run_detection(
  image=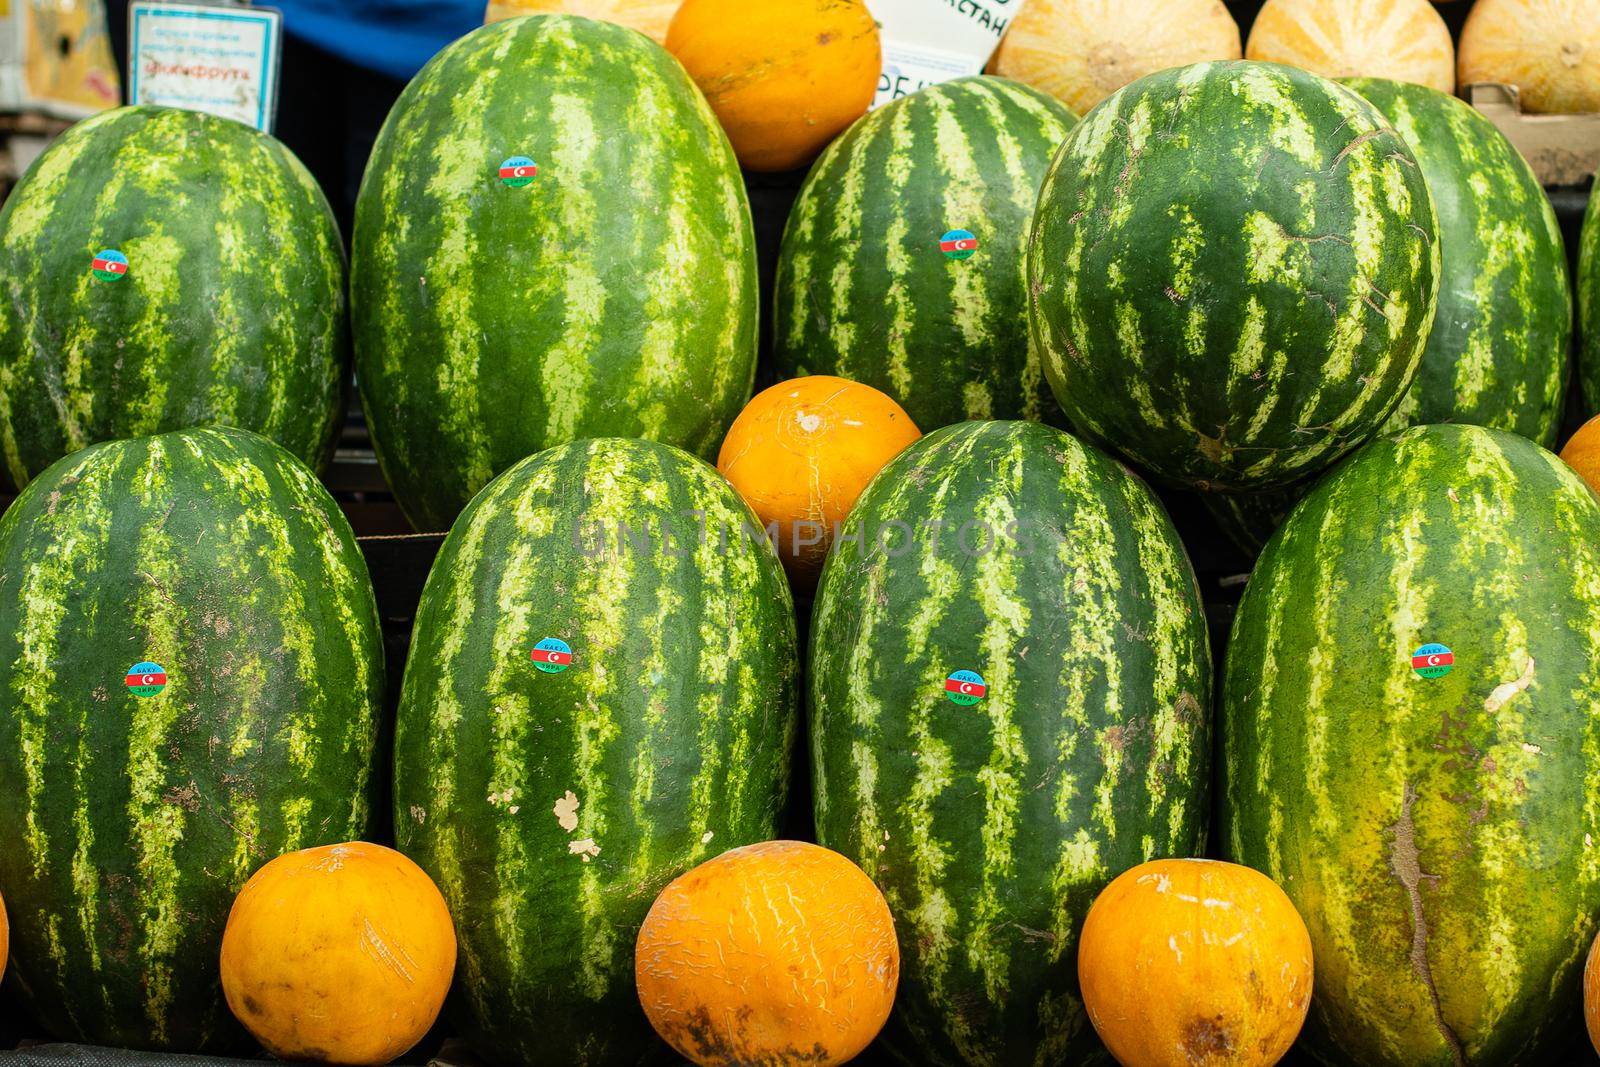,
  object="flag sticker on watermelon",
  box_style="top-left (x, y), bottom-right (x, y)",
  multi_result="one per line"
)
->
top-left (530, 637), bottom-right (572, 673)
top-left (125, 660), bottom-right (167, 697)
top-left (1411, 643), bottom-right (1454, 679)
top-left (945, 669), bottom-right (986, 706)
top-left (91, 249), bottom-right (128, 282)
top-left (499, 156), bottom-right (538, 188)
top-left (940, 229), bottom-right (978, 261)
